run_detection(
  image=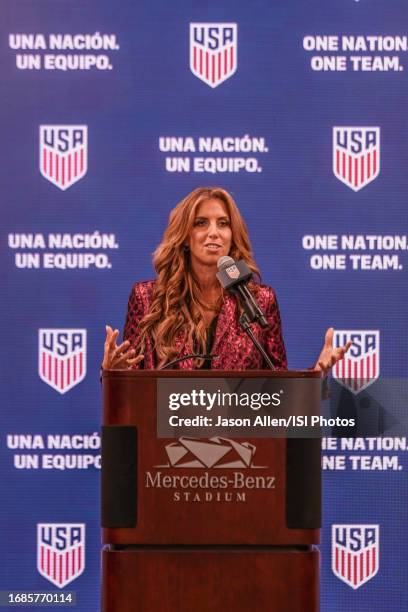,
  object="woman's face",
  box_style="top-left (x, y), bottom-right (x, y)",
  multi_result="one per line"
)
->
top-left (188, 198), bottom-right (232, 268)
